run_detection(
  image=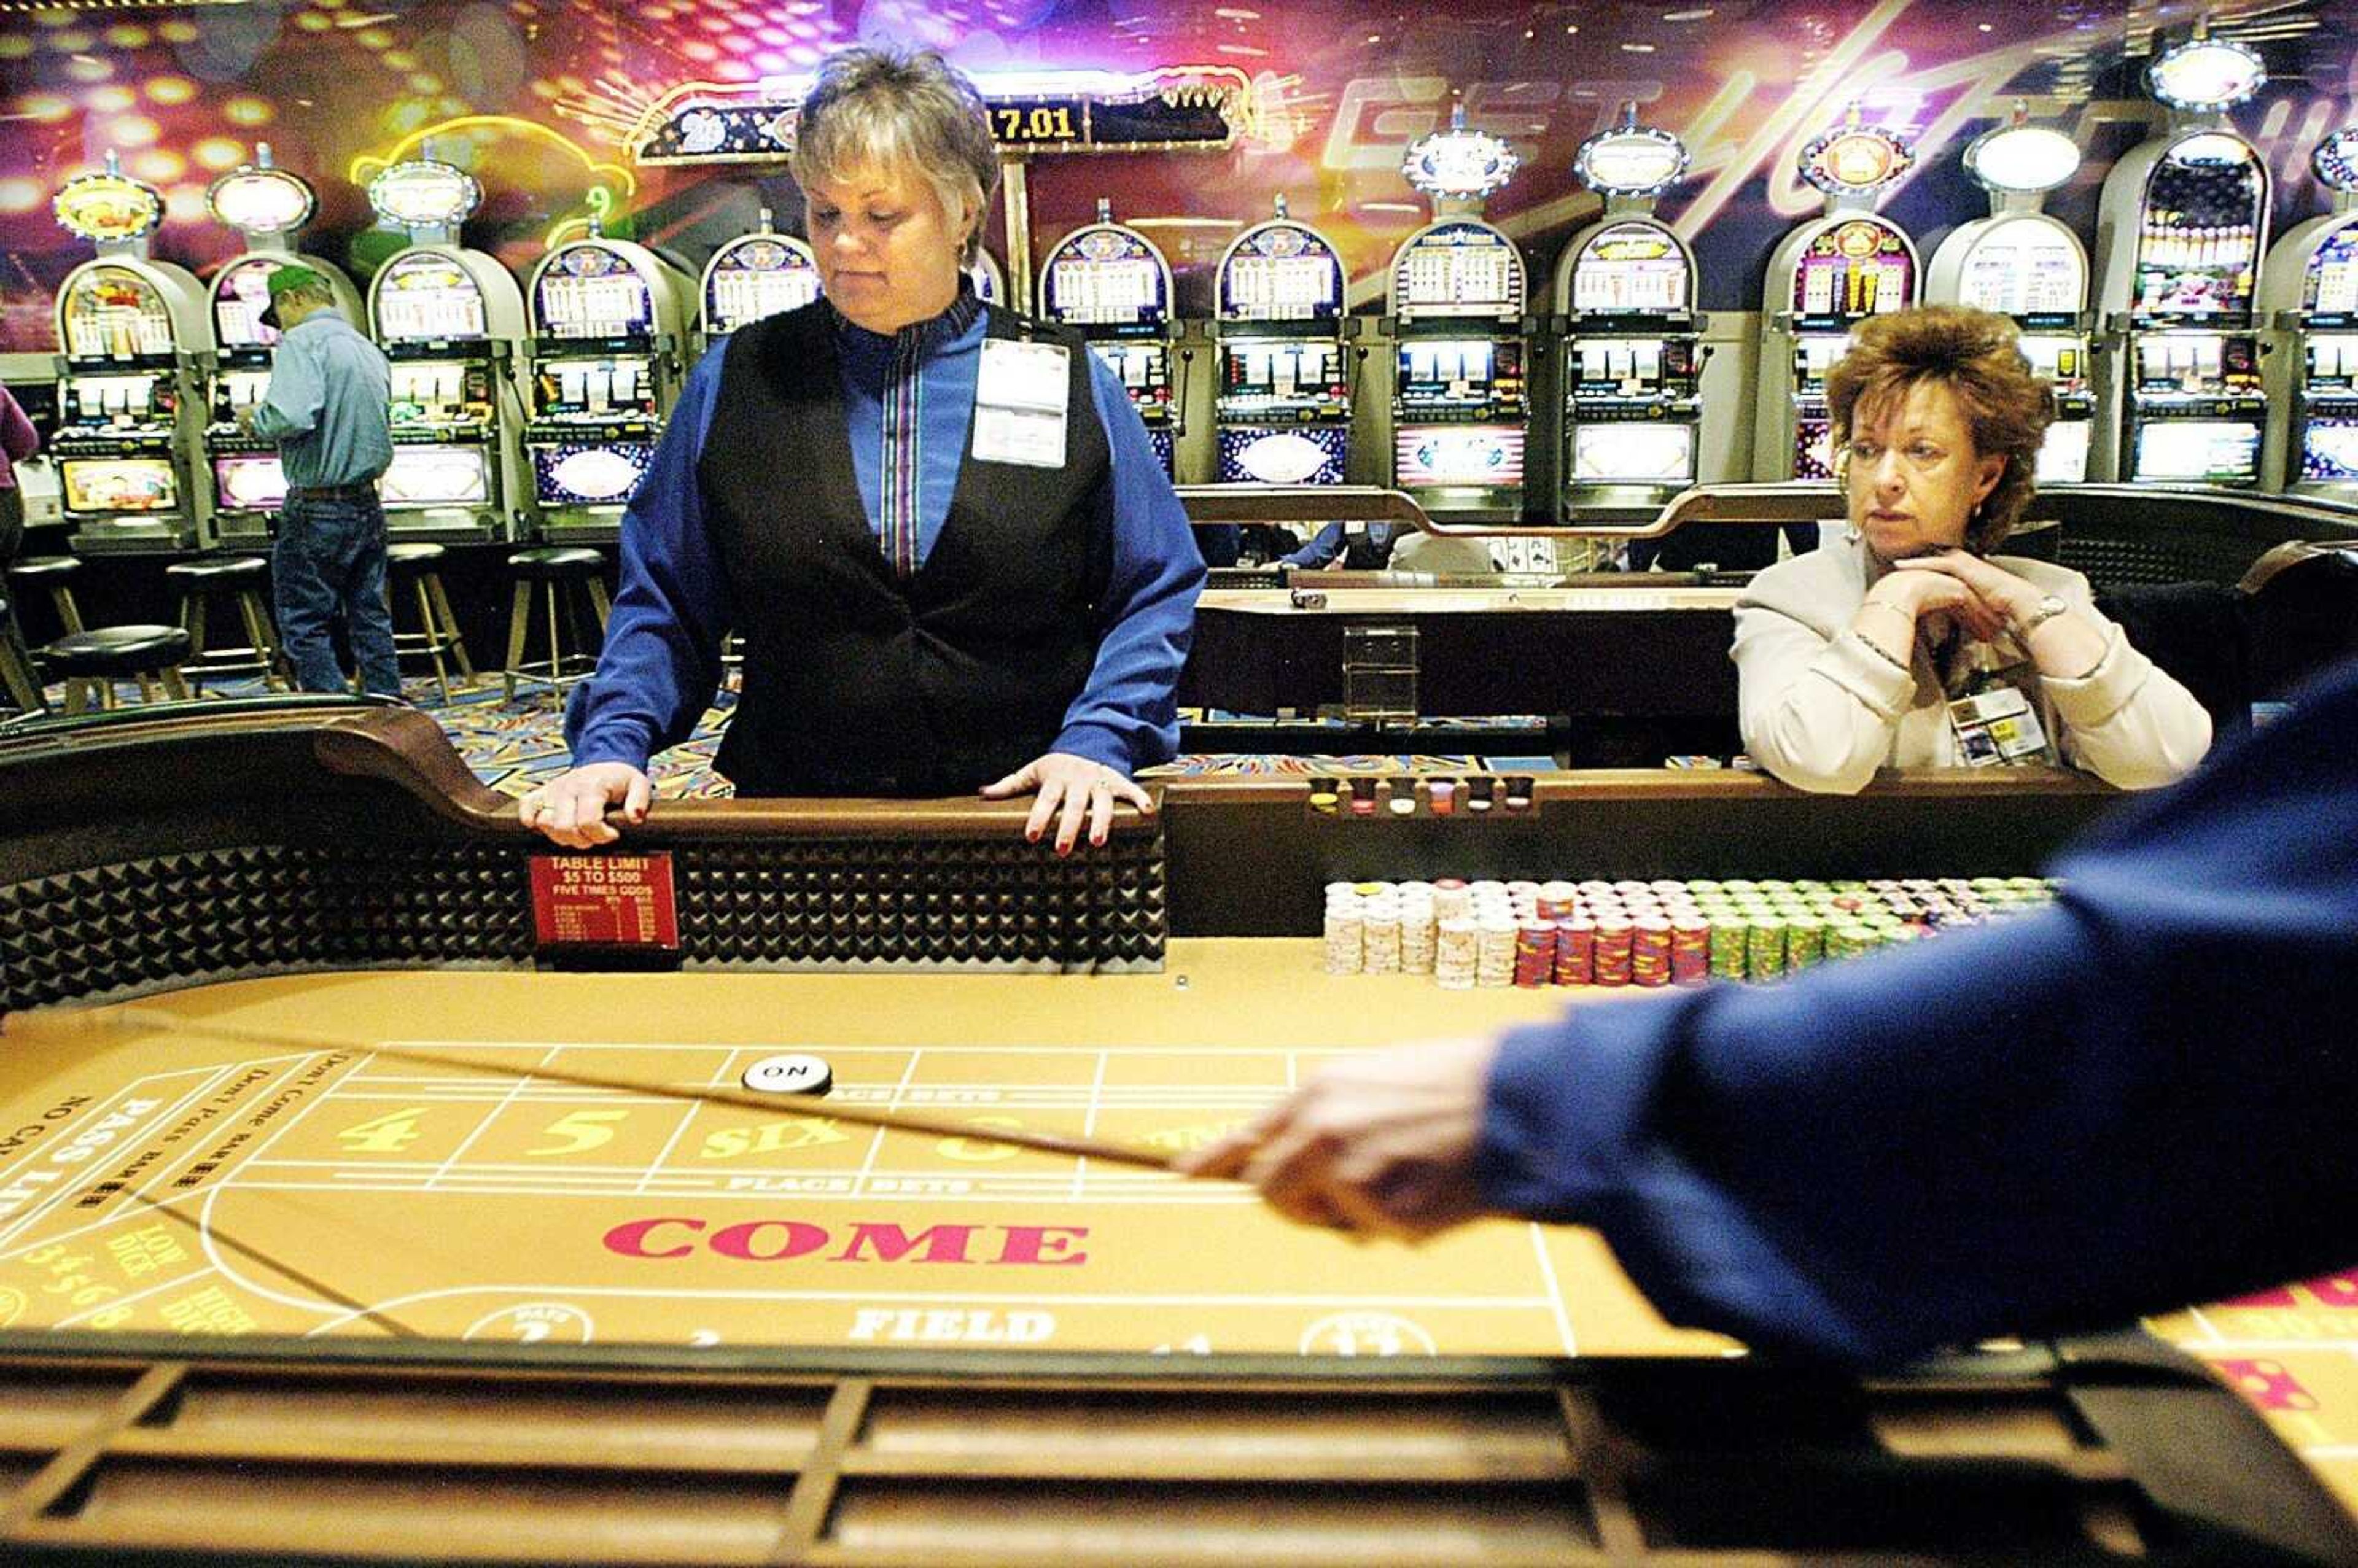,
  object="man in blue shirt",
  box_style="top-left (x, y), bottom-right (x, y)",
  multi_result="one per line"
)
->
top-left (527, 48), bottom-right (1202, 856)
top-left (242, 264), bottom-right (399, 697)
top-left (1184, 657), bottom-right (2358, 1368)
